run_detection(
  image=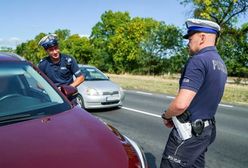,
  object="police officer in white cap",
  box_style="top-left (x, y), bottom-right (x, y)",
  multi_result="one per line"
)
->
top-left (38, 34), bottom-right (84, 88)
top-left (160, 19), bottom-right (227, 167)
